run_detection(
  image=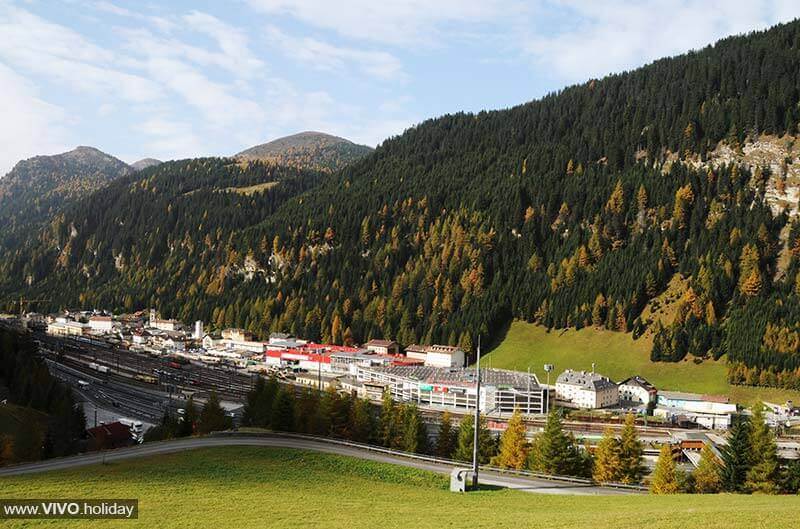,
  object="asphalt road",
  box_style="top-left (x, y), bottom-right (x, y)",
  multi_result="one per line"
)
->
top-left (0, 434), bottom-right (634, 495)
